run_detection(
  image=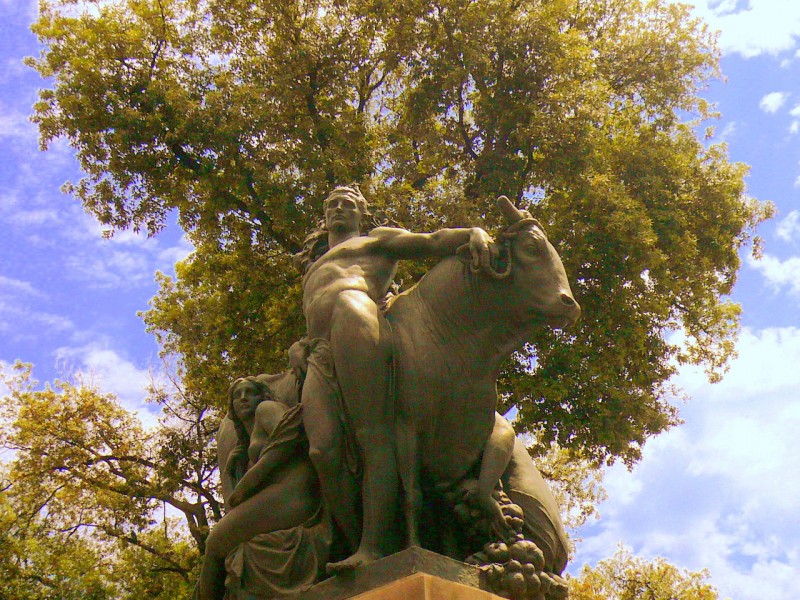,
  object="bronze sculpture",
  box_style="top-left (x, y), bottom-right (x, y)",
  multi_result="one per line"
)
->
top-left (196, 188), bottom-right (580, 600)
top-left (195, 375), bottom-right (328, 599)
top-left (296, 185), bottom-right (497, 571)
